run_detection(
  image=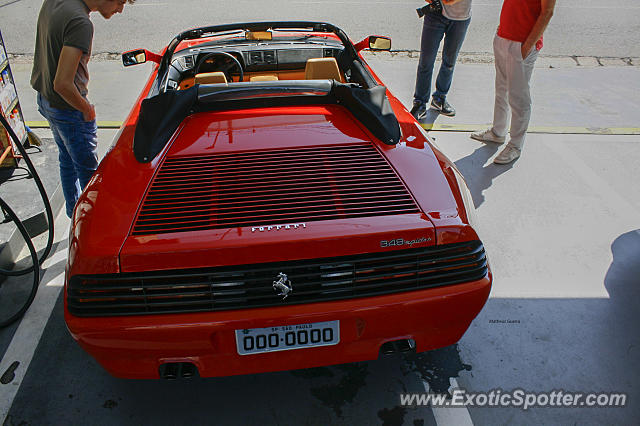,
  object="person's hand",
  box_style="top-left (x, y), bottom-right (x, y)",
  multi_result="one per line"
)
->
top-left (521, 43), bottom-right (533, 60)
top-left (83, 103), bottom-right (96, 122)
